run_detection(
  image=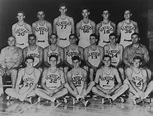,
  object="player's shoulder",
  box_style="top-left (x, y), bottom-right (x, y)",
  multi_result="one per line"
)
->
top-left (12, 23), bottom-right (18, 29)
top-left (131, 20), bottom-right (137, 25)
top-left (117, 20), bottom-right (124, 26)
